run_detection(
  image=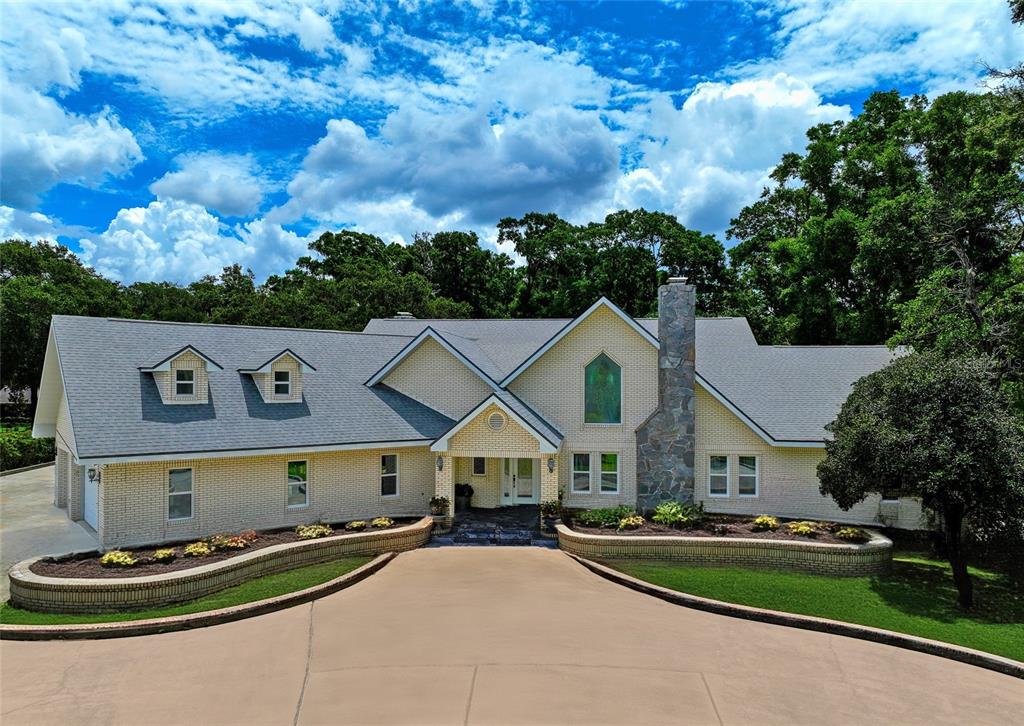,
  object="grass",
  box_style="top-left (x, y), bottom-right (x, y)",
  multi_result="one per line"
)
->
top-left (0, 556), bottom-right (371, 625)
top-left (602, 549), bottom-right (1024, 662)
